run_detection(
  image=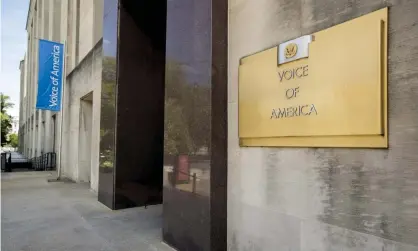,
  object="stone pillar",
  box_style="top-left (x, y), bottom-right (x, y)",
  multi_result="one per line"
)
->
top-left (55, 0), bottom-right (68, 175)
top-left (98, 1), bottom-right (227, 250)
top-left (36, 0), bottom-right (44, 155)
top-left (162, 0), bottom-right (227, 250)
top-left (98, 0), bottom-right (166, 209)
top-left (30, 14), bottom-right (36, 158)
top-left (98, 0), bottom-right (118, 208)
top-left (43, 0), bottom-right (53, 154)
